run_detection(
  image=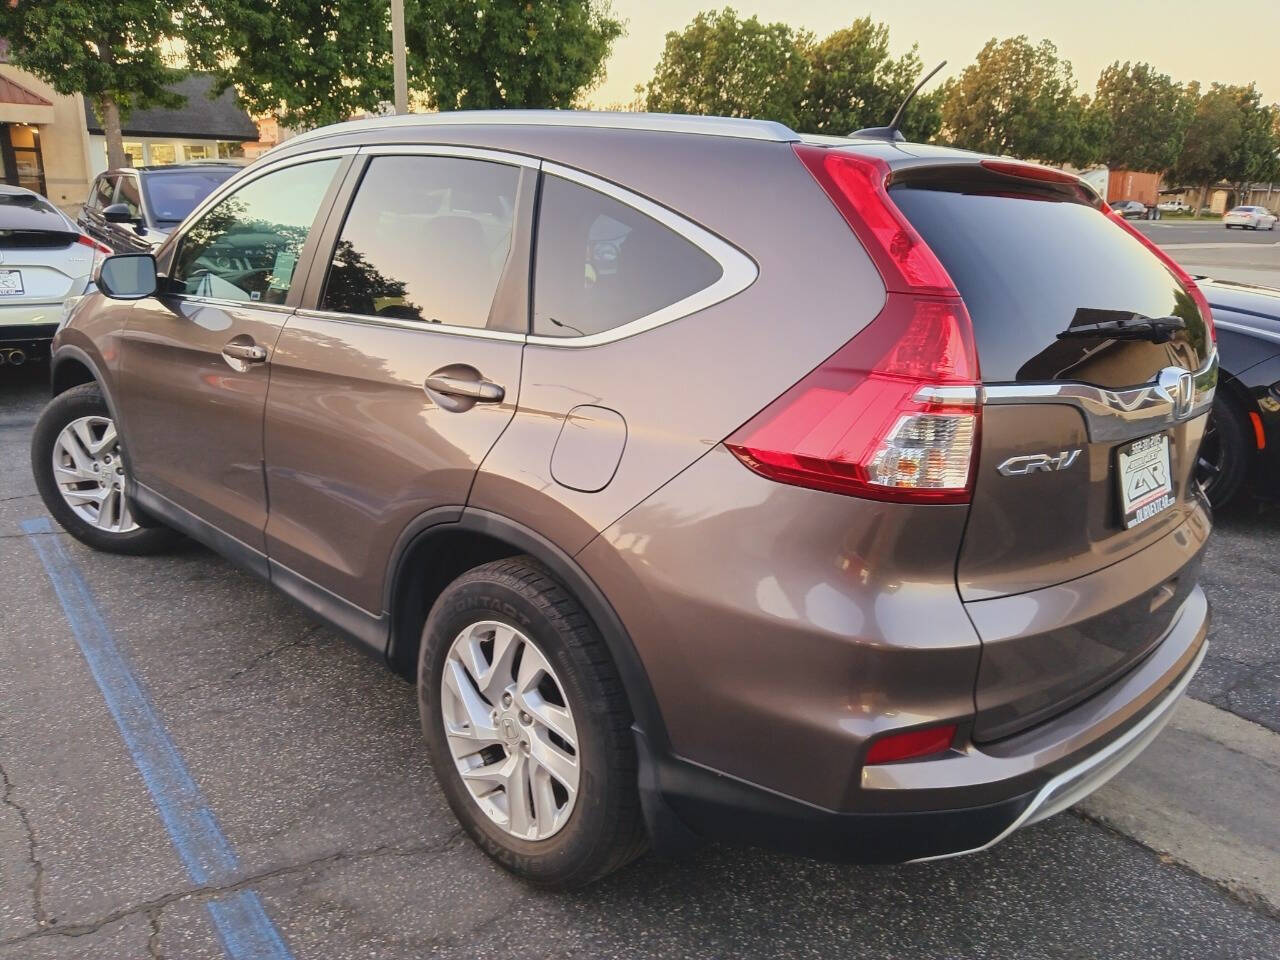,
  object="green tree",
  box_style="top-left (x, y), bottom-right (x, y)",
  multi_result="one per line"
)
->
top-left (1223, 85), bottom-right (1280, 195)
top-left (190, 1), bottom-right (624, 130)
top-left (942, 36), bottom-right (1097, 165)
top-left (0, 1), bottom-right (187, 169)
top-left (644, 8), bottom-right (812, 128)
top-left (1090, 61), bottom-right (1194, 172)
top-left (409, 1), bottom-right (624, 110)
top-left (1169, 83), bottom-right (1280, 215)
top-left (186, 0), bottom-right (395, 130)
top-left (797, 17), bottom-right (942, 140)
